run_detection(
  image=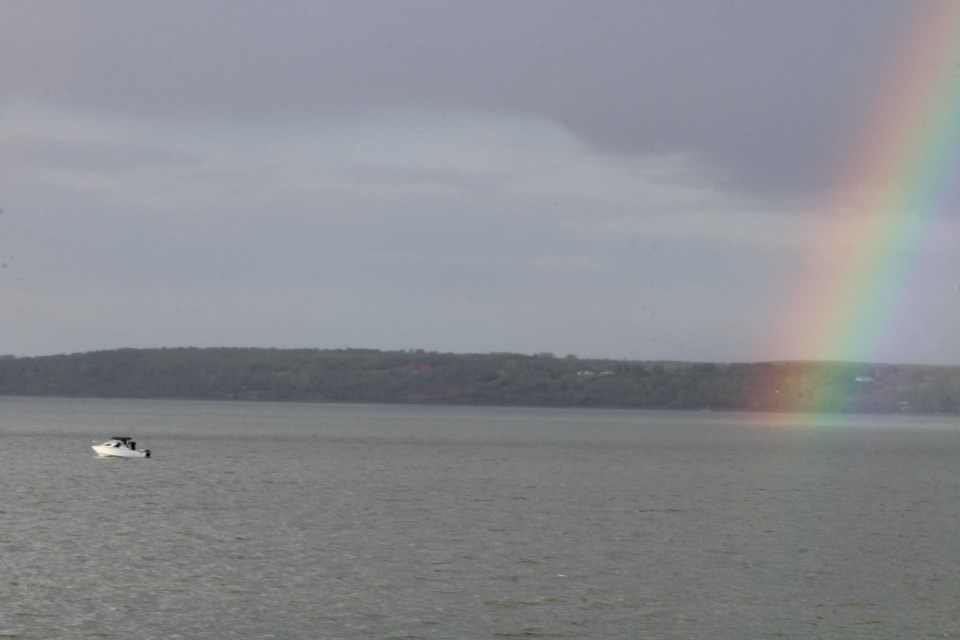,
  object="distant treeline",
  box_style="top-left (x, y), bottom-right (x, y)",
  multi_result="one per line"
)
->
top-left (1, 347), bottom-right (959, 414)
